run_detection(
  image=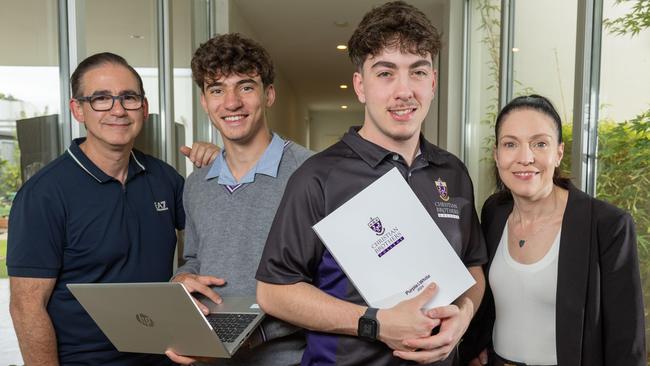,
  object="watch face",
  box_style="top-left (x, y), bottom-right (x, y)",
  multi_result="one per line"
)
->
top-left (359, 318), bottom-right (377, 339)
